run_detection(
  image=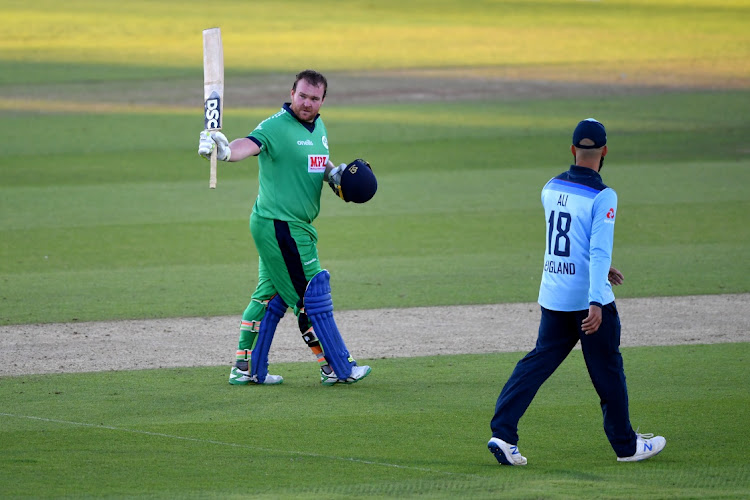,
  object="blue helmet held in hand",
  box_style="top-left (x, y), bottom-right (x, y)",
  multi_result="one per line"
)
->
top-left (332, 159), bottom-right (377, 203)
